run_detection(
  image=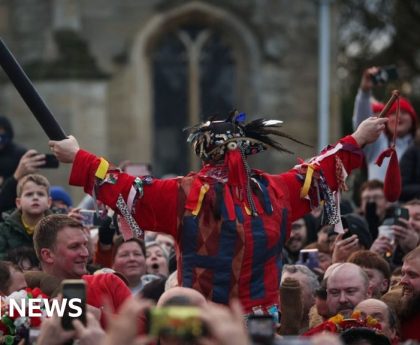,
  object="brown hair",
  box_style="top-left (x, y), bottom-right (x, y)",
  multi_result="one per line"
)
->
top-left (16, 174), bottom-right (50, 197)
top-left (404, 245), bottom-right (420, 263)
top-left (33, 214), bottom-right (83, 260)
top-left (347, 250), bottom-right (391, 280)
top-left (0, 261), bottom-right (22, 293)
top-left (404, 199), bottom-right (420, 207)
top-left (359, 179), bottom-right (384, 195)
top-left (112, 235), bottom-right (146, 261)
